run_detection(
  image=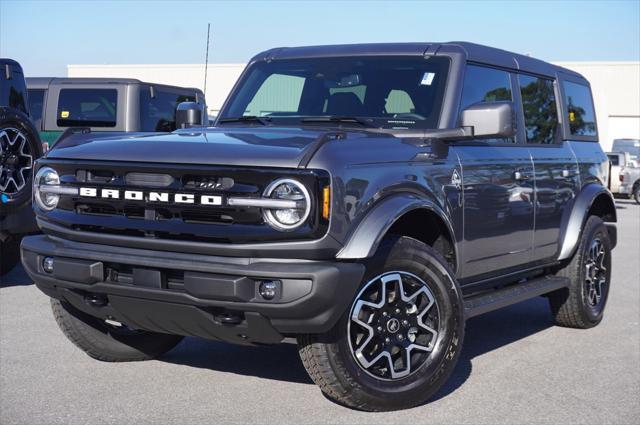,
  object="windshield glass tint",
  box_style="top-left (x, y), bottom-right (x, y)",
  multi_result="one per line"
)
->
top-left (57, 89), bottom-right (117, 127)
top-left (222, 56), bottom-right (450, 129)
